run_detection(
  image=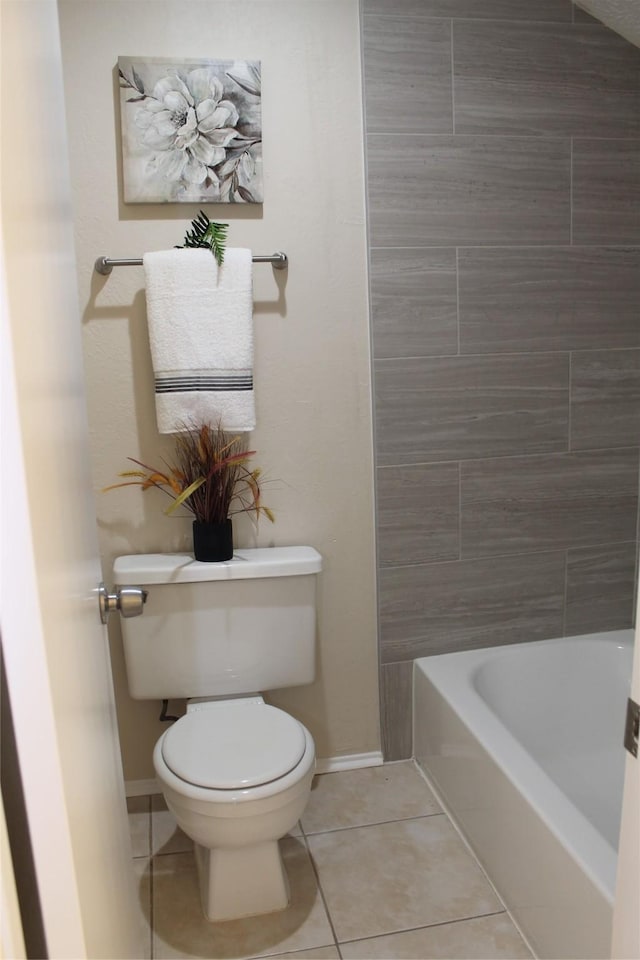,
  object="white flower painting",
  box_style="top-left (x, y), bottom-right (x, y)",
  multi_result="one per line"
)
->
top-left (118, 56), bottom-right (263, 204)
